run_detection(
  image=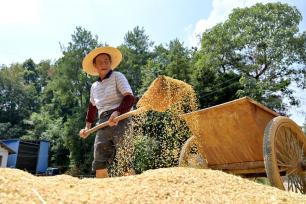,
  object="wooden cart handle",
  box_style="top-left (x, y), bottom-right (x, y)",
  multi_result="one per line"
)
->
top-left (84, 108), bottom-right (145, 135)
